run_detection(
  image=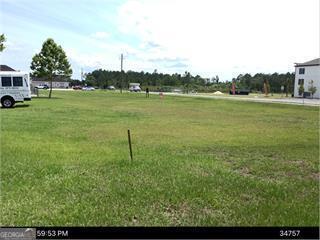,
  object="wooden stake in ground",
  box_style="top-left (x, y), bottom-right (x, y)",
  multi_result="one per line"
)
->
top-left (127, 129), bottom-right (133, 161)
